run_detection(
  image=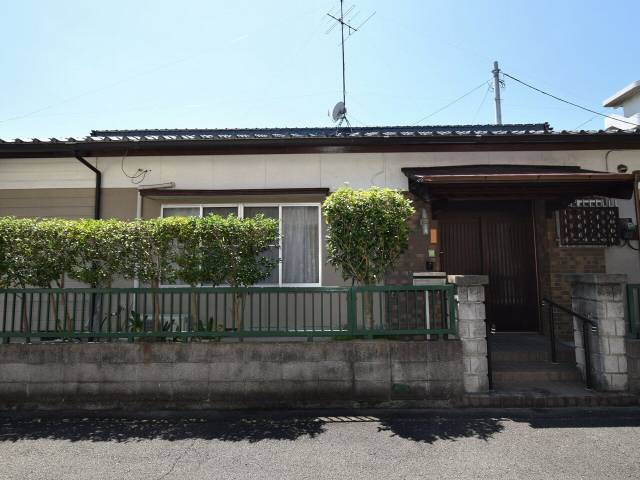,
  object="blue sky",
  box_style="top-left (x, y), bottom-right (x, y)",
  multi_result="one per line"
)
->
top-left (1, 0), bottom-right (638, 139)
